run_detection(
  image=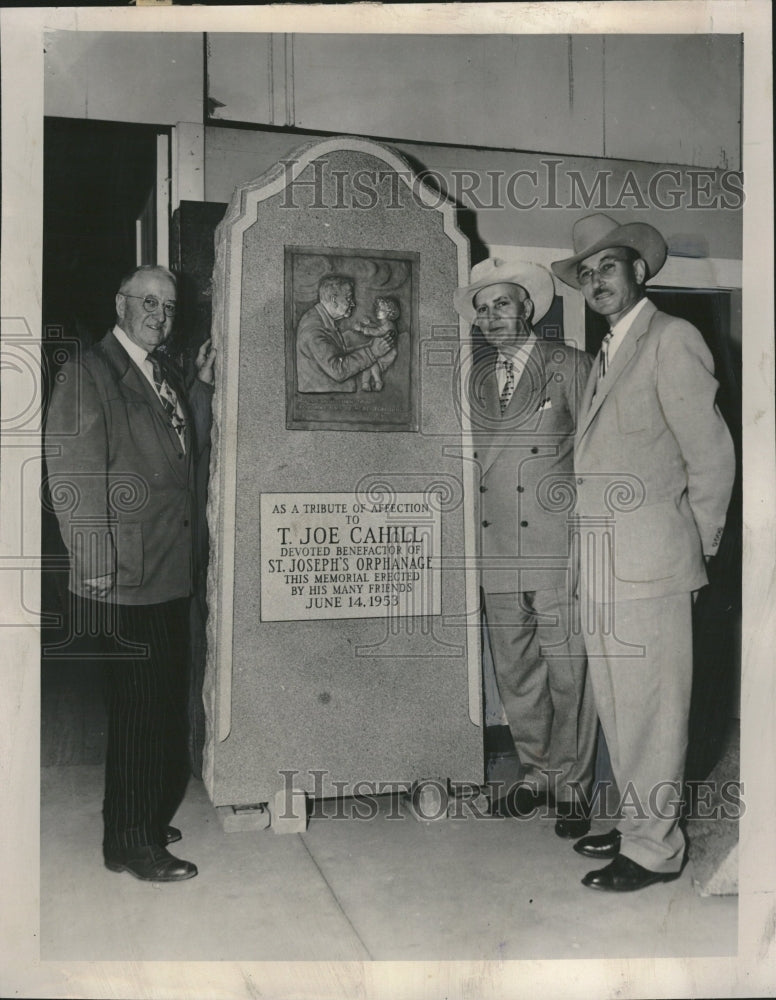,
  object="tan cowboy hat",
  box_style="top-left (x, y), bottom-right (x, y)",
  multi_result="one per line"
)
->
top-left (551, 213), bottom-right (668, 289)
top-left (453, 258), bottom-right (555, 324)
